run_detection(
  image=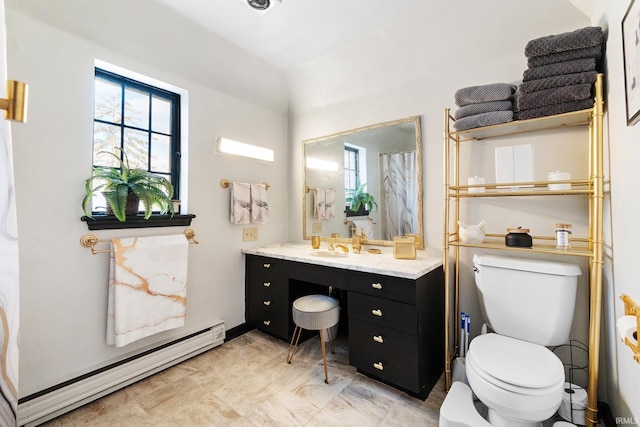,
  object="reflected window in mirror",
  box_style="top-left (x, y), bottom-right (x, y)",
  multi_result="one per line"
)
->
top-left (344, 144), bottom-right (367, 210)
